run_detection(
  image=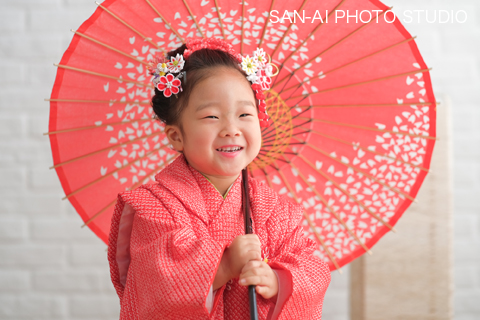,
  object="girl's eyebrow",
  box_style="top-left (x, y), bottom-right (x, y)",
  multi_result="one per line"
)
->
top-left (195, 100), bottom-right (255, 112)
top-left (239, 100), bottom-right (256, 108)
top-left (196, 103), bottom-right (215, 112)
